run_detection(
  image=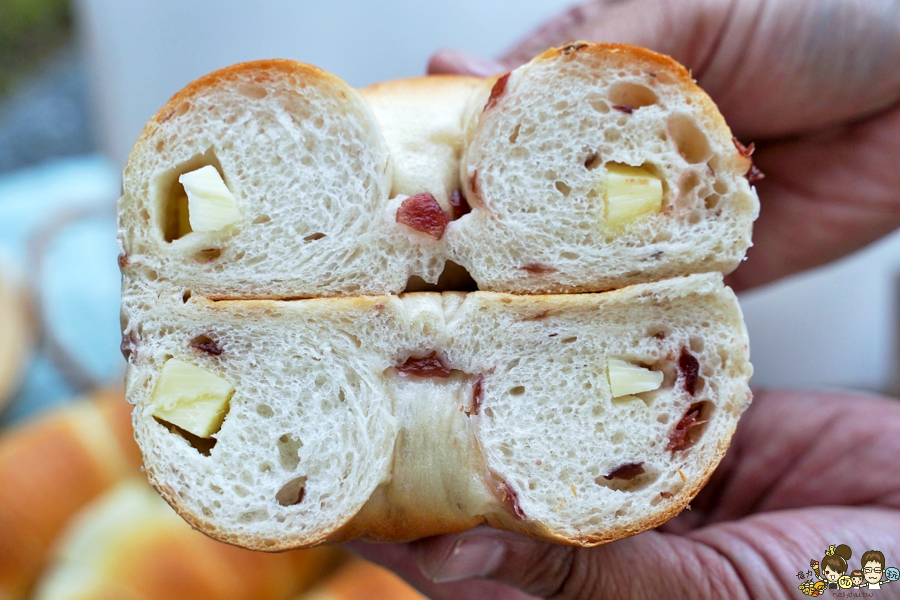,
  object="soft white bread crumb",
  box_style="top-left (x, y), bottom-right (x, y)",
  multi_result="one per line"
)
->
top-left (452, 42), bottom-right (759, 293)
top-left (123, 273), bottom-right (751, 550)
top-left (119, 60), bottom-right (443, 300)
top-left (119, 44), bottom-right (759, 299)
